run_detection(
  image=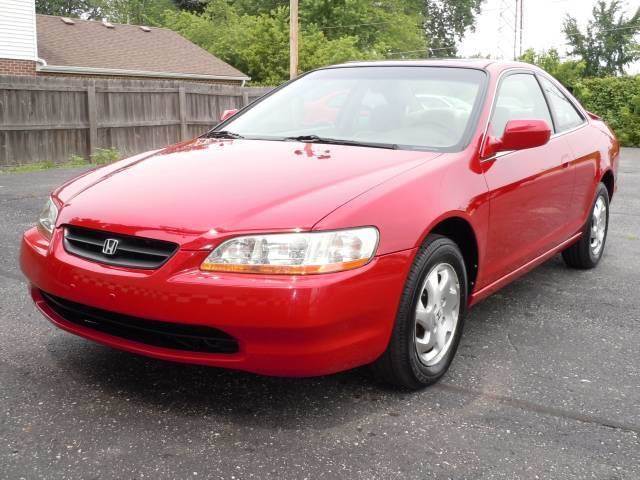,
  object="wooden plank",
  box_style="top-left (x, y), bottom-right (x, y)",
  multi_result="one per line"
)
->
top-left (0, 84), bottom-right (87, 92)
top-left (87, 84), bottom-right (98, 156)
top-left (188, 90), bottom-right (254, 97)
top-left (95, 87), bottom-right (180, 94)
top-left (178, 86), bottom-right (188, 141)
top-left (98, 120), bottom-right (182, 128)
top-left (185, 120), bottom-right (218, 126)
top-left (0, 124), bottom-right (88, 131)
